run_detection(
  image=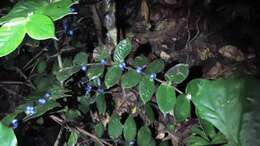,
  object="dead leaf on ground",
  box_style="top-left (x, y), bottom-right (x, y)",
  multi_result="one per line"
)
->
top-left (219, 45), bottom-right (245, 61)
